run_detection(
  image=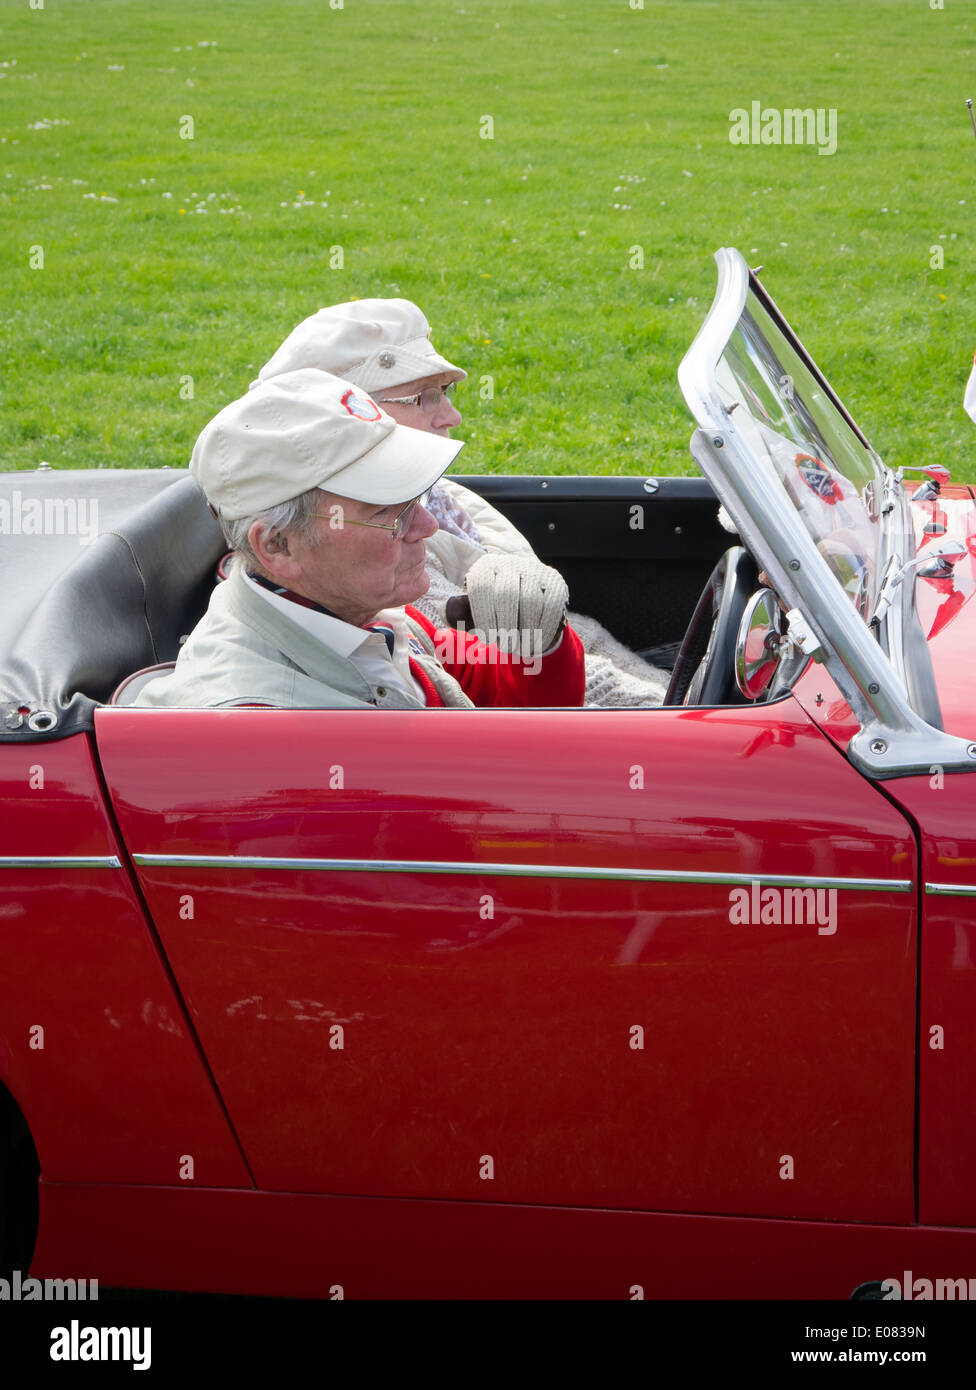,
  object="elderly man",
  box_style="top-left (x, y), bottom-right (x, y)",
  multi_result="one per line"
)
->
top-left (252, 298), bottom-right (669, 706)
top-left (135, 370), bottom-right (585, 710)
